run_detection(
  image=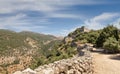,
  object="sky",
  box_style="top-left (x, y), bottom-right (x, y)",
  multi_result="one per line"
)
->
top-left (0, 0), bottom-right (120, 36)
